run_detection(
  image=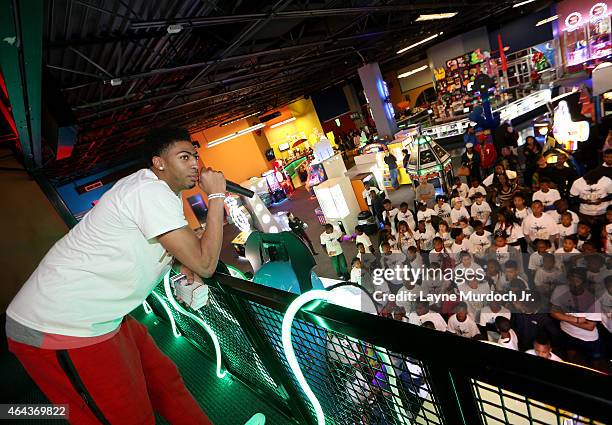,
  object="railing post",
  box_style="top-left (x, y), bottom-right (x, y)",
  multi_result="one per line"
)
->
top-left (214, 282), bottom-right (315, 425)
top-left (426, 364), bottom-right (482, 425)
